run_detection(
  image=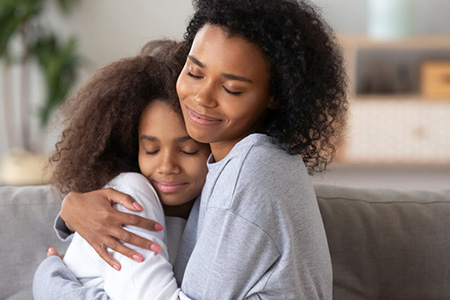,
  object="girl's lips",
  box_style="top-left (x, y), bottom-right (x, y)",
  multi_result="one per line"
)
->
top-left (154, 181), bottom-right (187, 193)
top-left (187, 107), bottom-right (221, 126)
